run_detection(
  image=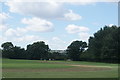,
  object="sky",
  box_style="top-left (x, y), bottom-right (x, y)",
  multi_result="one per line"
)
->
top-left (0, 0), bottom-right (118, 50)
